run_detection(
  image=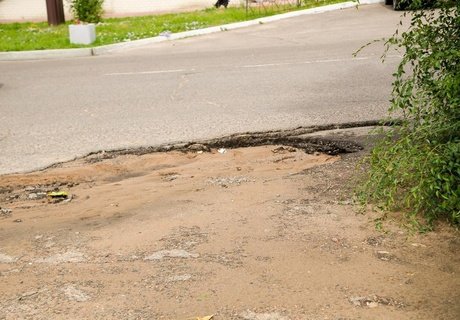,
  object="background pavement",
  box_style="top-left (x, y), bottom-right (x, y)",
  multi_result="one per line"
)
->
top-left (0, 3), bottom-right (406, 174)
